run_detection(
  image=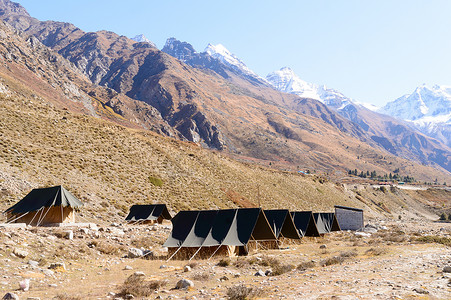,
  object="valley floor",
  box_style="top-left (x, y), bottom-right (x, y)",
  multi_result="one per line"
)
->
top-left (0, 219), bottom-right (450, 299)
